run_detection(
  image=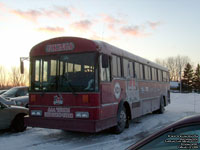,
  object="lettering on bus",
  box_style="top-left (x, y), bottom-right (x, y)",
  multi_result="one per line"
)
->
top-left (44, 107), bottom-right (73, 119)
top-left (45, 42), bottom-right (75, 53)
